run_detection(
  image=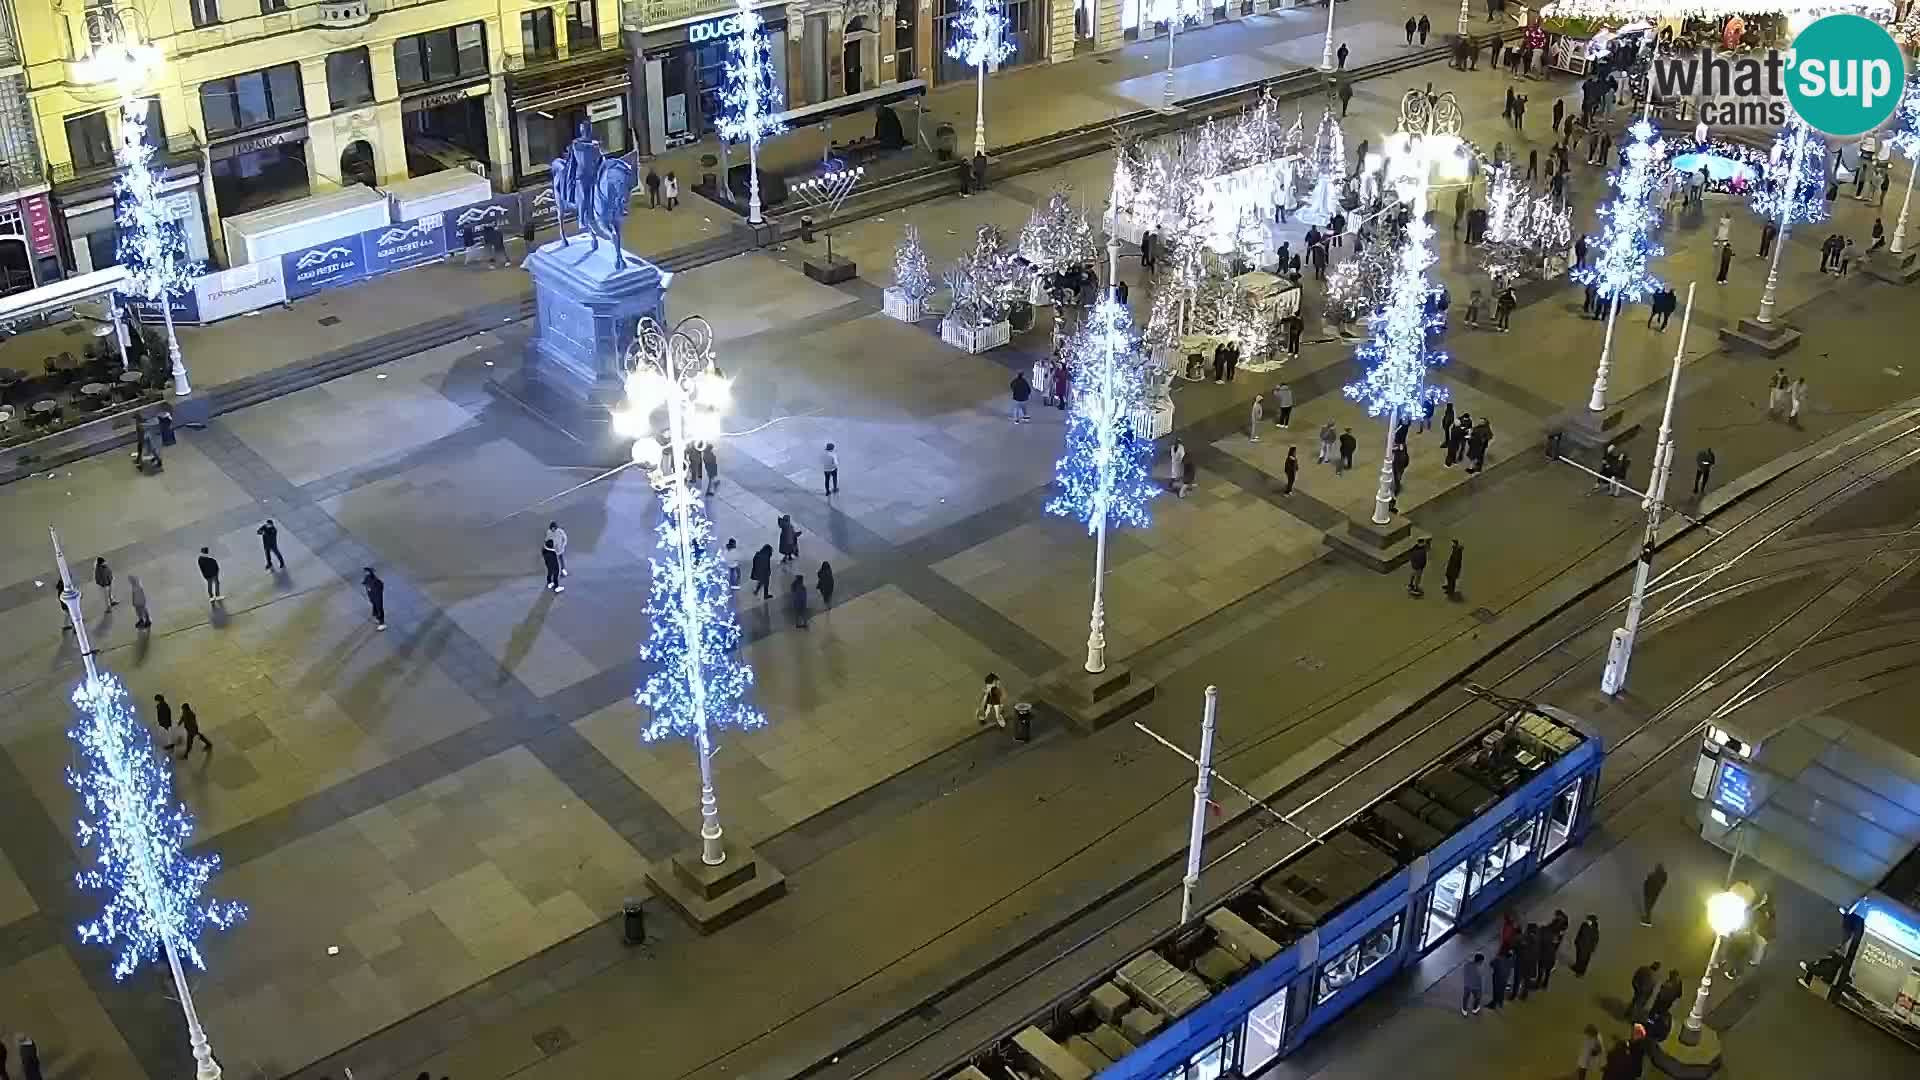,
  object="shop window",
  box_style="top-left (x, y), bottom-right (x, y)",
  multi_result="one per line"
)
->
top-left (521, 10), bottom-right (557, 63)
top-left (190, 0), bottom-right (220, 28)
top-left (395, 22), bottom-right (489, 91)
top-left (65, 98), bottom-right (162, 171)
top-left (1241, 985), bottom-right (1288, 1075)
top-left (327, 48), bottom-right (374, 110)
top-left (201, 63), bottom-right (306, 137)
top-left (567, 0), bottom-right (599, 51)
top-left (260, 0), bottom-right (287, 11)
top-left (1421, 858), bottom-right (1470, 949)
